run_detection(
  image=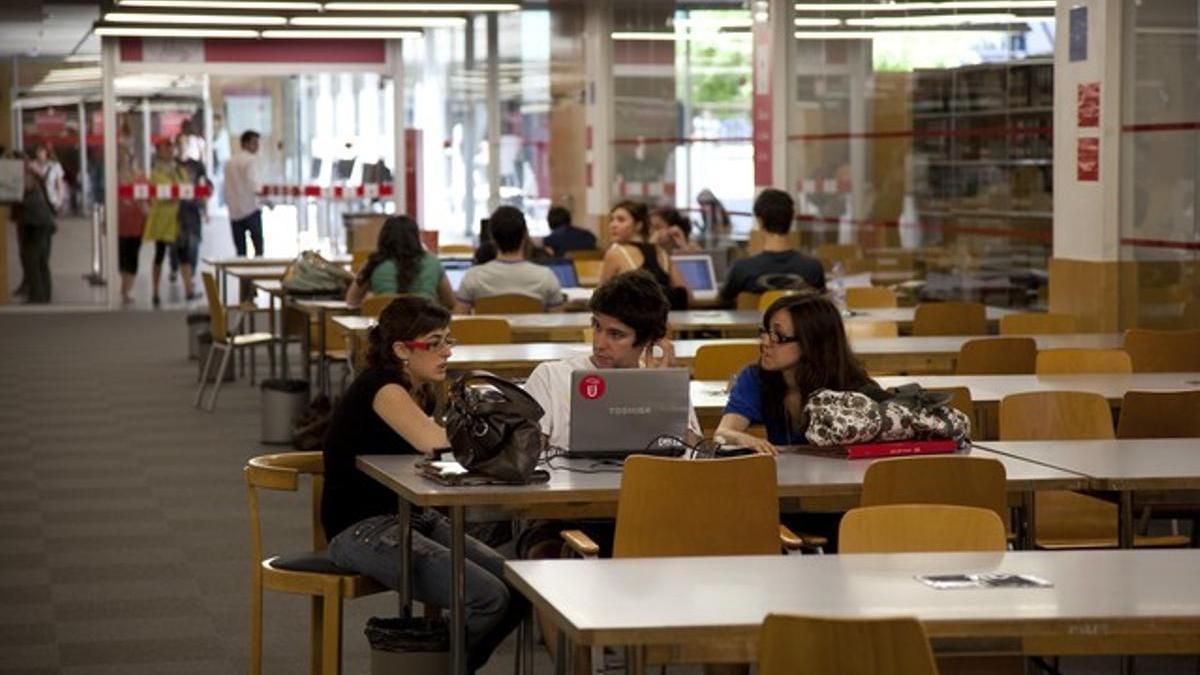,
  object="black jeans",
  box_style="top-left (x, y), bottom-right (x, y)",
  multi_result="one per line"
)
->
top-left (21, 225), bottom-right (53, 303)
top-left (230, 210), bottom-right (263, 257)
